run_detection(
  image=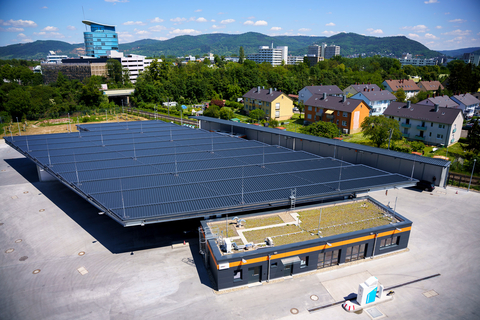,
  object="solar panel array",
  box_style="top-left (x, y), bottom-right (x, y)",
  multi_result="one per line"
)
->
top-left (4, 120), bottom-right (416, 226)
